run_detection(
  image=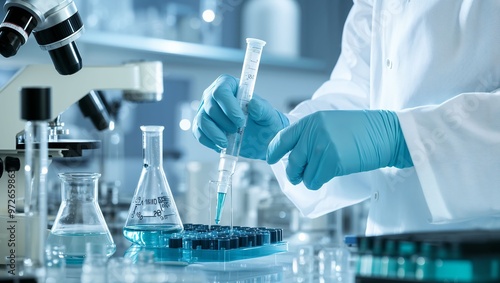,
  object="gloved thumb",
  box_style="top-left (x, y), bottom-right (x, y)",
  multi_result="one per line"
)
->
top-left (266, 120), bottom-right (302, 164)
